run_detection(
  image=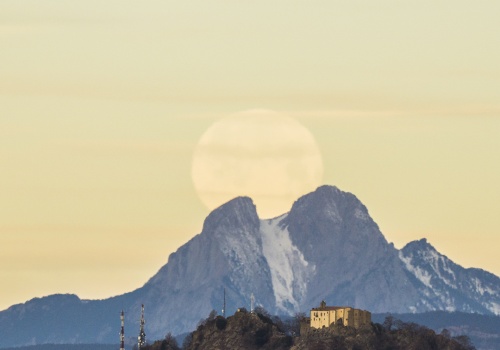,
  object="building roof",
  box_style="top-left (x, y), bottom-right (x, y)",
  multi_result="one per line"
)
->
top-left (311, 301), bottom-right (371, 313)
top-left (311, 306), bottom-right (351, 311)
